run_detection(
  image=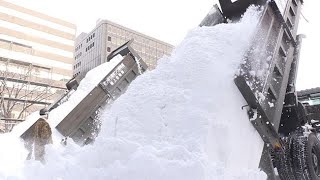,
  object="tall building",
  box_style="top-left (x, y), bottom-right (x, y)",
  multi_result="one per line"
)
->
top-left (73, 19), bottom-right (174, 79)
top-left (0, 0), bottom-right (76, 131)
